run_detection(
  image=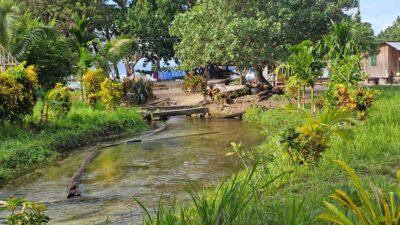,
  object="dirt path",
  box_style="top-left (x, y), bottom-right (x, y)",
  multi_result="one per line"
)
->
top-left (150, 81), bottom-right (288, 117)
